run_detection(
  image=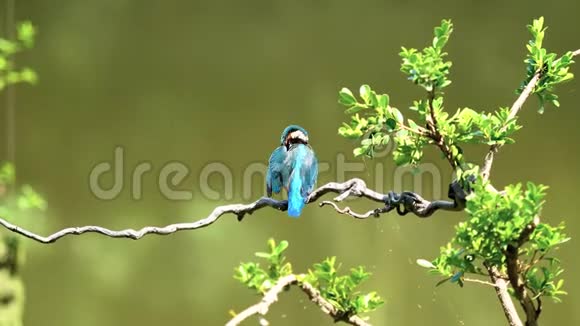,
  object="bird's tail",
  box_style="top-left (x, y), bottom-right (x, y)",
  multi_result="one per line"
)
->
top-left (287, 164), bottom-right (305, 218)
